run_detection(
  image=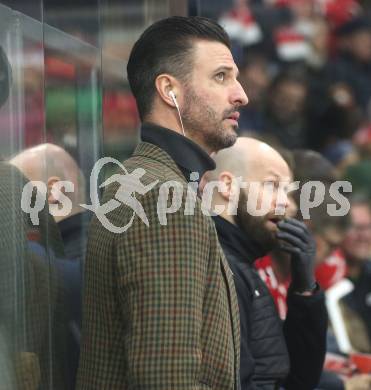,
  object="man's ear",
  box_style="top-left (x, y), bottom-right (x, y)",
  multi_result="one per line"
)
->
top-left (155, 73), bottom-right (181, 108)
top-left (218, 171), bottom-right (236, 202)
top-left (47, 176), bottom-right (61, 204)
